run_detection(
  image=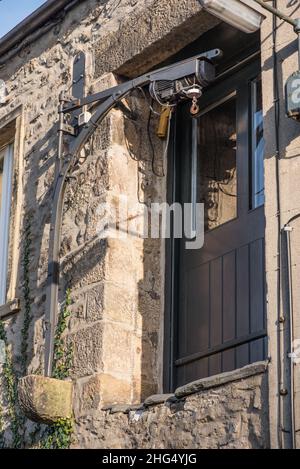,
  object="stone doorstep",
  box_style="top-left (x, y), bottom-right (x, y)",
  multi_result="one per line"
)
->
top-left (101, 361), bottom-right (269, 415)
